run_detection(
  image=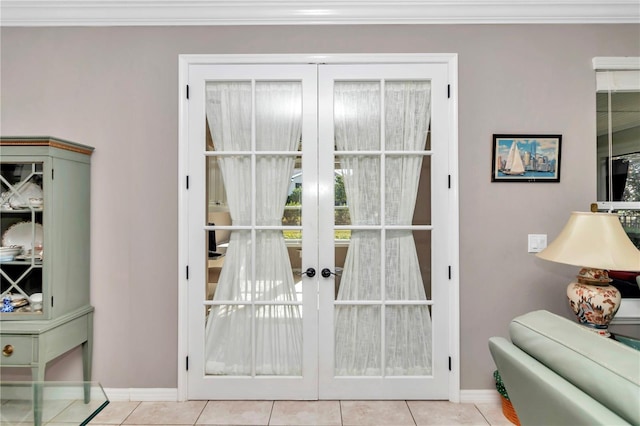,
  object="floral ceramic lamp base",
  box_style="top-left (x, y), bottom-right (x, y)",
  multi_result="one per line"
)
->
top-left (566, 268), bottom-right (621, 337)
